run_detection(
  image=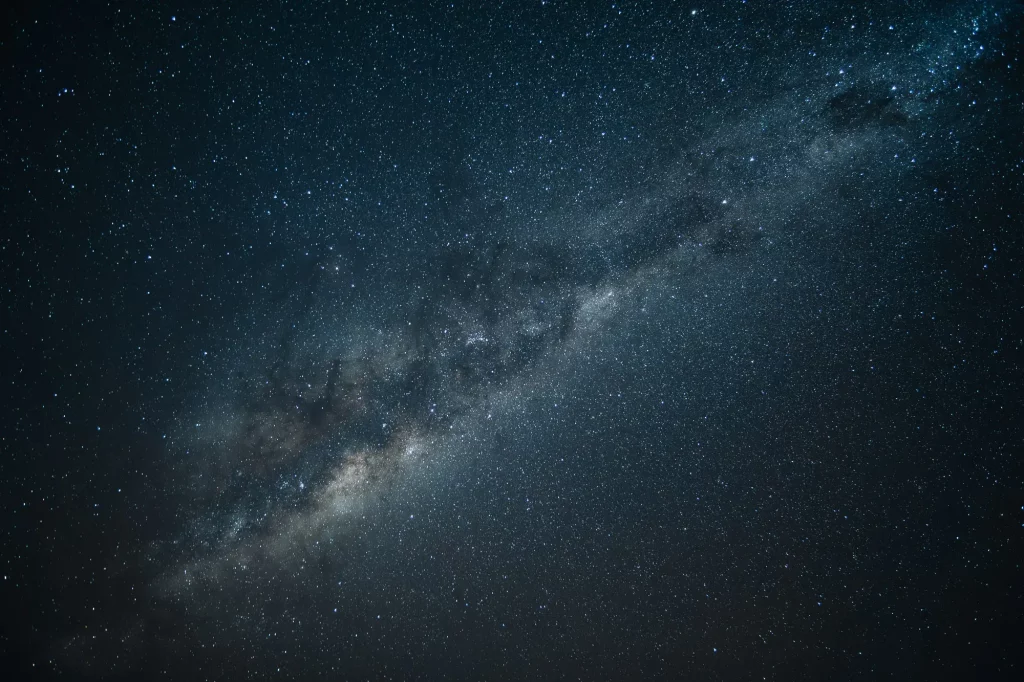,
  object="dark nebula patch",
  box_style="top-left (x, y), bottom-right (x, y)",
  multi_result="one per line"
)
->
top-left (826, 88), bottom-right (910, 130)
